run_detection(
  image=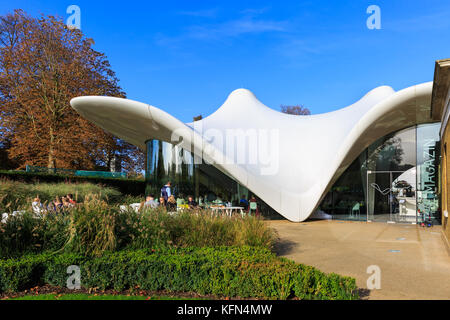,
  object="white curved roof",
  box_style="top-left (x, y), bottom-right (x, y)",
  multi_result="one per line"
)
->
top-left (70, 82), bottom-right (434, 222)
